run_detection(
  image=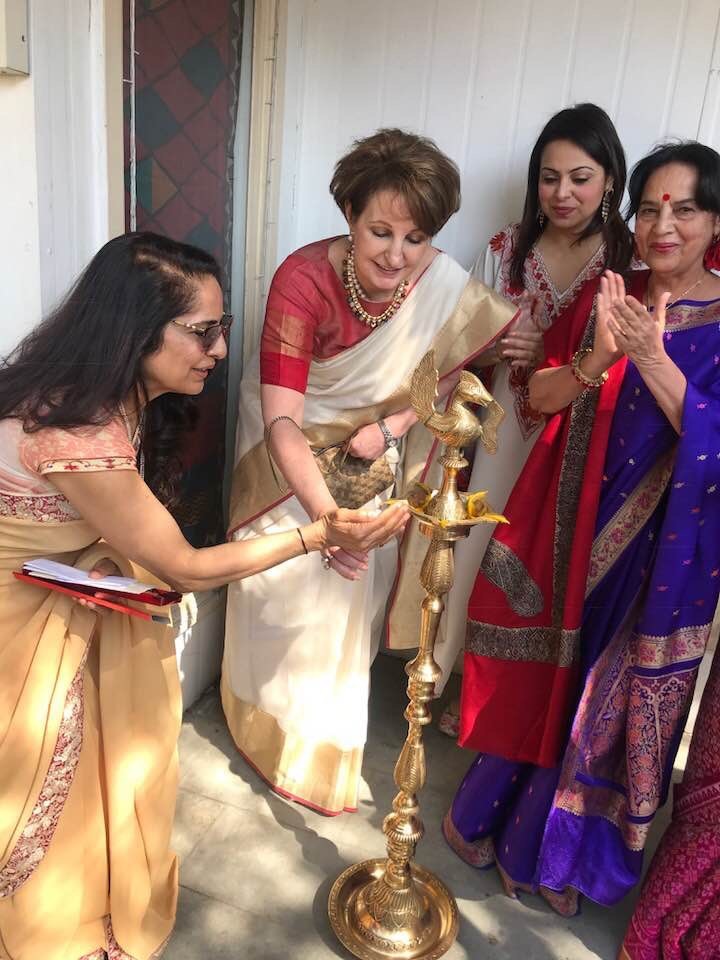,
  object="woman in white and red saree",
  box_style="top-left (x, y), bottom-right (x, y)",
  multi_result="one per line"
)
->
top-left (222, 129), bottom-right (522, 816)
top-left (444, 142), bottom-right (720, 919)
